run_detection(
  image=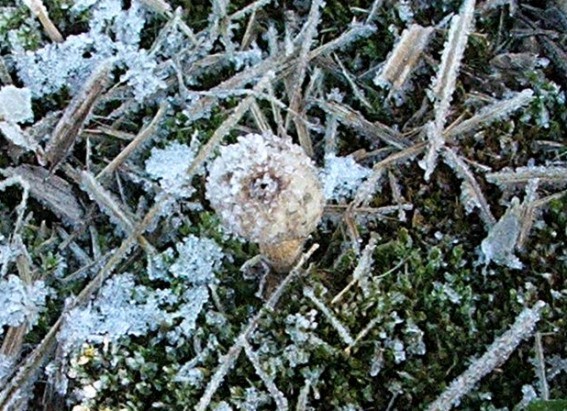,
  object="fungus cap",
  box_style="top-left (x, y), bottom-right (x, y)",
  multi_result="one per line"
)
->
top-left (205, 133), bottom-right (325, 246)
